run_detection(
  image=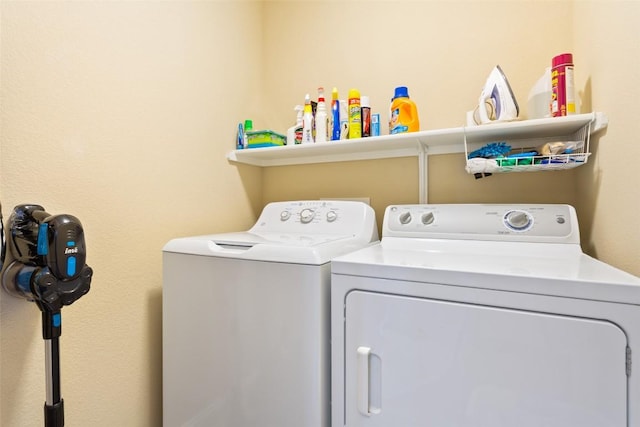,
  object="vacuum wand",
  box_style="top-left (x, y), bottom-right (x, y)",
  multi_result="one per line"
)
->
top-left (0, 204), bottom-right (93, 427)
top-left (44, 318), bottom-right (64, 427)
